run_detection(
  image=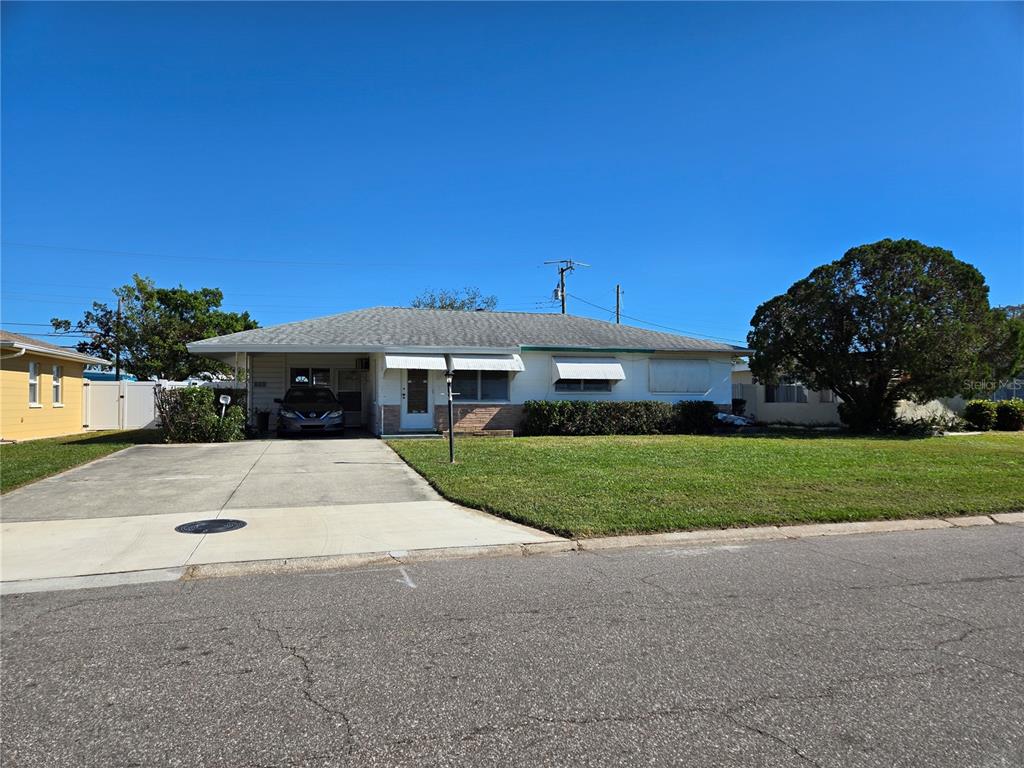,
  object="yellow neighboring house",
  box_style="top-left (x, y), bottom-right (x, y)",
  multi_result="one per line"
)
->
top-left (0, 331), bottom-right (109, 441)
